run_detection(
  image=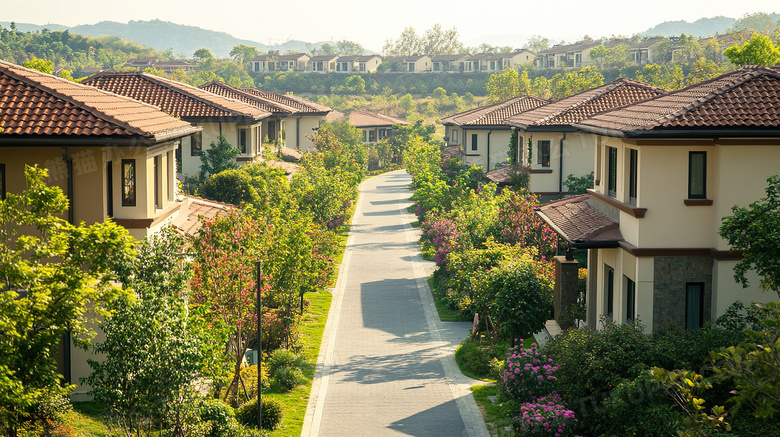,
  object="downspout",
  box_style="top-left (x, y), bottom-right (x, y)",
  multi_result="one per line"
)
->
top-left (559, 133), bottom-right (566, 195)
top-left (487, 130), bottom-right (492, 170)
top-left (296, 116), bottom-right (301, 150)
top-left (61, 147), bottom-right (73, 385)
